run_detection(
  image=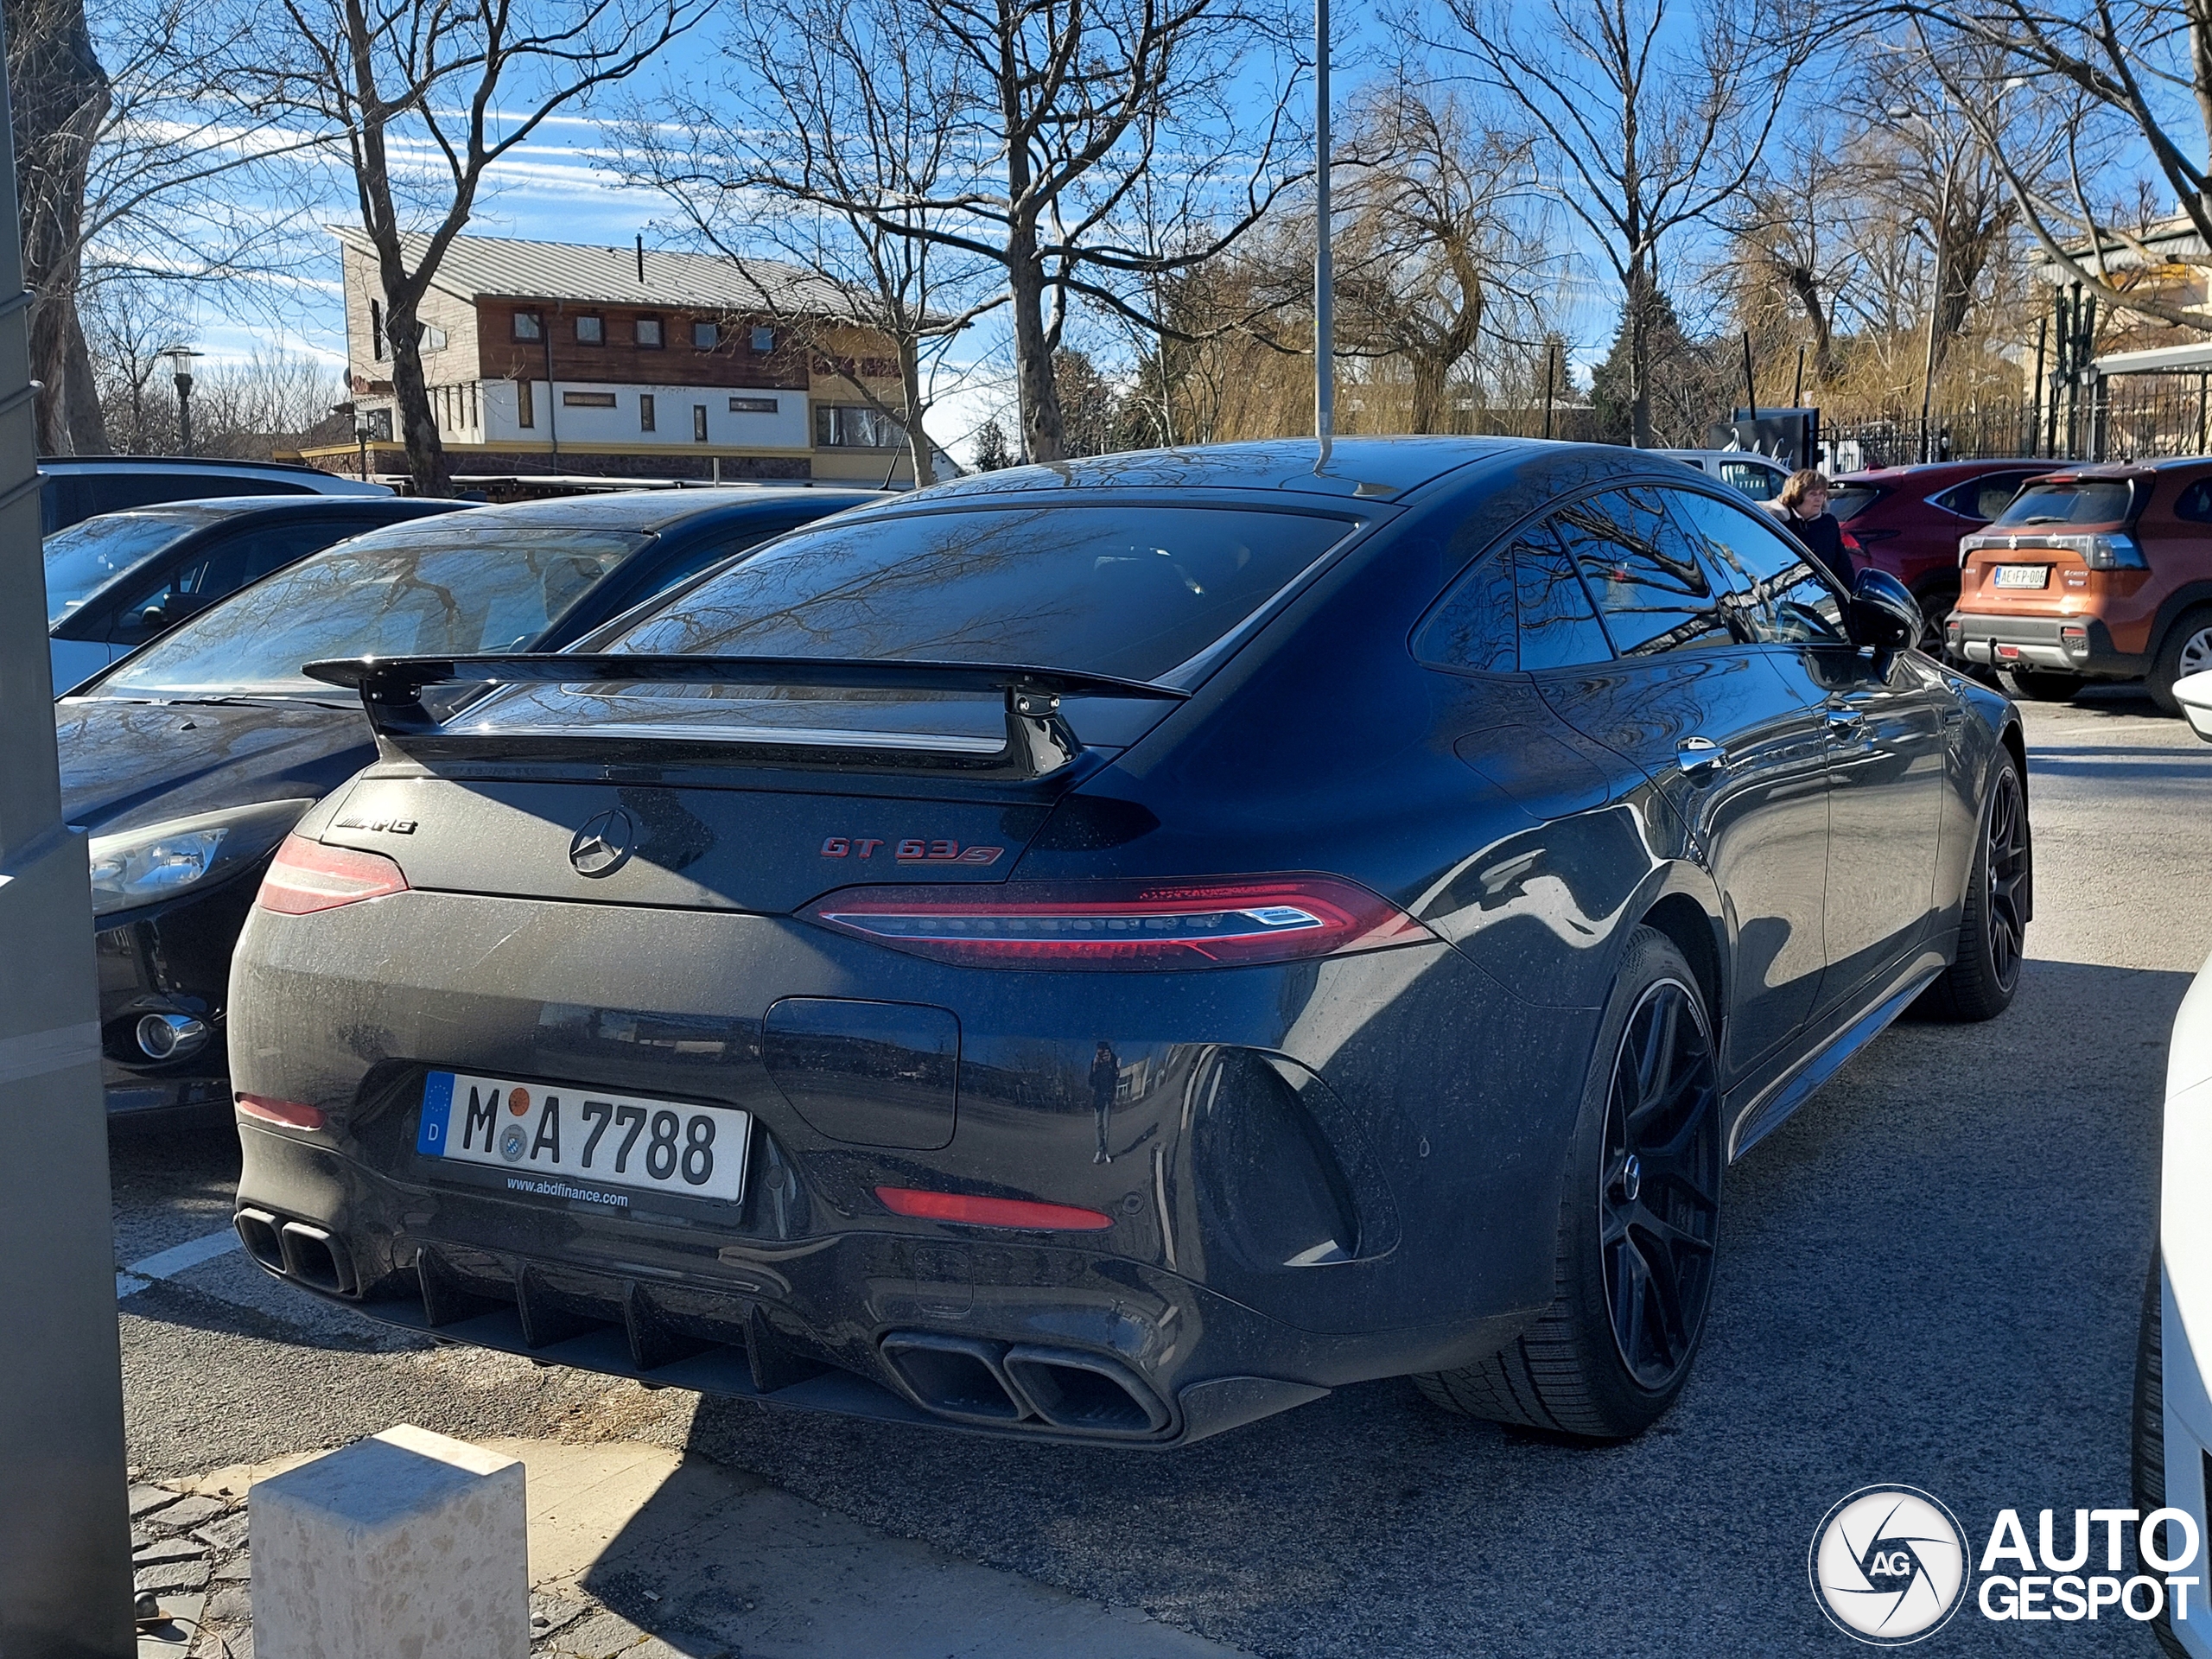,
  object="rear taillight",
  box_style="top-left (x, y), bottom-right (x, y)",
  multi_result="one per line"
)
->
top-left (255, 836), bottom-right (409, 915)
top-left (806, 874), bottom-right (1432, 969)
top-left (876, 1186), bottom-right (1112, 1231)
